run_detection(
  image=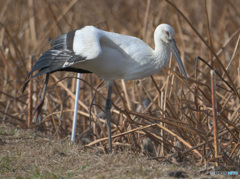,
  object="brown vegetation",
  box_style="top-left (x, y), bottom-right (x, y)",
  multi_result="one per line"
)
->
top-left (0, 0), bottom-right (240, 177)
